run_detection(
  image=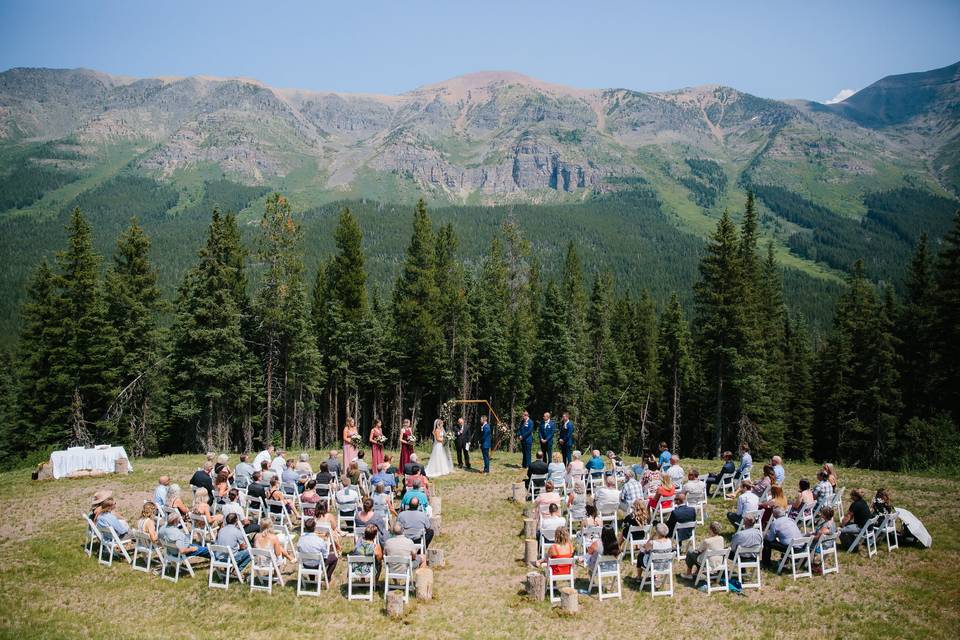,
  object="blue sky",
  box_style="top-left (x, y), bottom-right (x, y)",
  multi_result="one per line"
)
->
top-left (1, 0), bottom-right (957, 101)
